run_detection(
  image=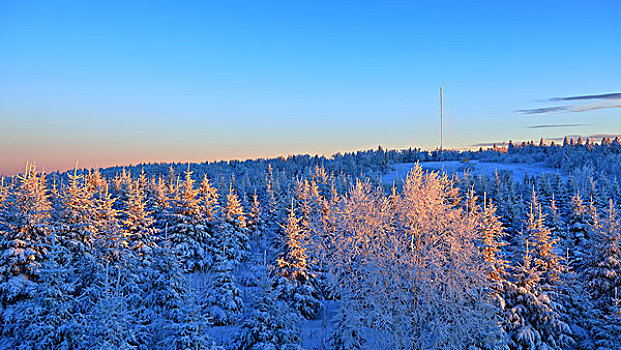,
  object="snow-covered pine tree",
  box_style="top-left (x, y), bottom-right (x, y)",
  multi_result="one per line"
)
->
top-left (265, 164), bottom-right (283, 235)
top-left (586, 200), bottom-right (621, 306)
top-left (58, 168), bottom-right (98, 256)
top-left (479, 196), bottom-right (510, 299)
top-left (231, 265), bottom-right (303, 350)
top-left (294, 178), bottom-right (322, 230)
top-left (85, 167), bottom-right (108, 197)
top-left (536, 174), bottom-right (554, 208)
top-left (166, 165), bottom-right (178, 197)
top-left (139, 246), bottom-right (194, 348)
top-left (0, 176), bottom-right (8, 214)
top-left (495, 176), bottom-right (524, 237)
top-left (220, 184), bottom-right (249, 263)
top-left (557, 267), bottom-right (597, 350)
top-left (198, 174), bottom-right (219, 223)
top-left (567, 191), bottom-right (592, 267)
top-left (224, 184), bottom-right (247, 229)
top-left (274, 202), bottom-right (321, 320)
top-left (526, 202), bottom-right (564, 287)
top-left (2, 232), bottom-right (84, 350)
top-left (295, 178), bottom-right (333, 301)
top-left (0, 165), bottom-right (52, 307)
top-left (137, 168), bottom-right (149, 194)
top-left (91, 186), bottom-right (126, 265)
top-left (590, 300), bottom-right (621, 350)
top-left (122, 179), bottom-right (158, 262)
top-left (584, 199), bottom-right (621, 349)
top-left (161, 297), bottom-right (216, 350)
top-left (246, 189), bottom-right (264, 246)
top-left (311, 179), bottom-right (342, 301)
top-left (166, 169), bottom-right (213, 272)
top-left (545, 194), bottom-right (567, 245)
top-left (545, 193), bottom-right (570, 258)
top-left (84, 263), bottom-right (142, 350)
top-left (149, 175), bottom-right (171, 233)
top-left (110, 168), bottom-right (133, 210)
top-left (203, 251), bottom-right (243, 326)
top-left (503, 241), bottom-right (572, 350)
